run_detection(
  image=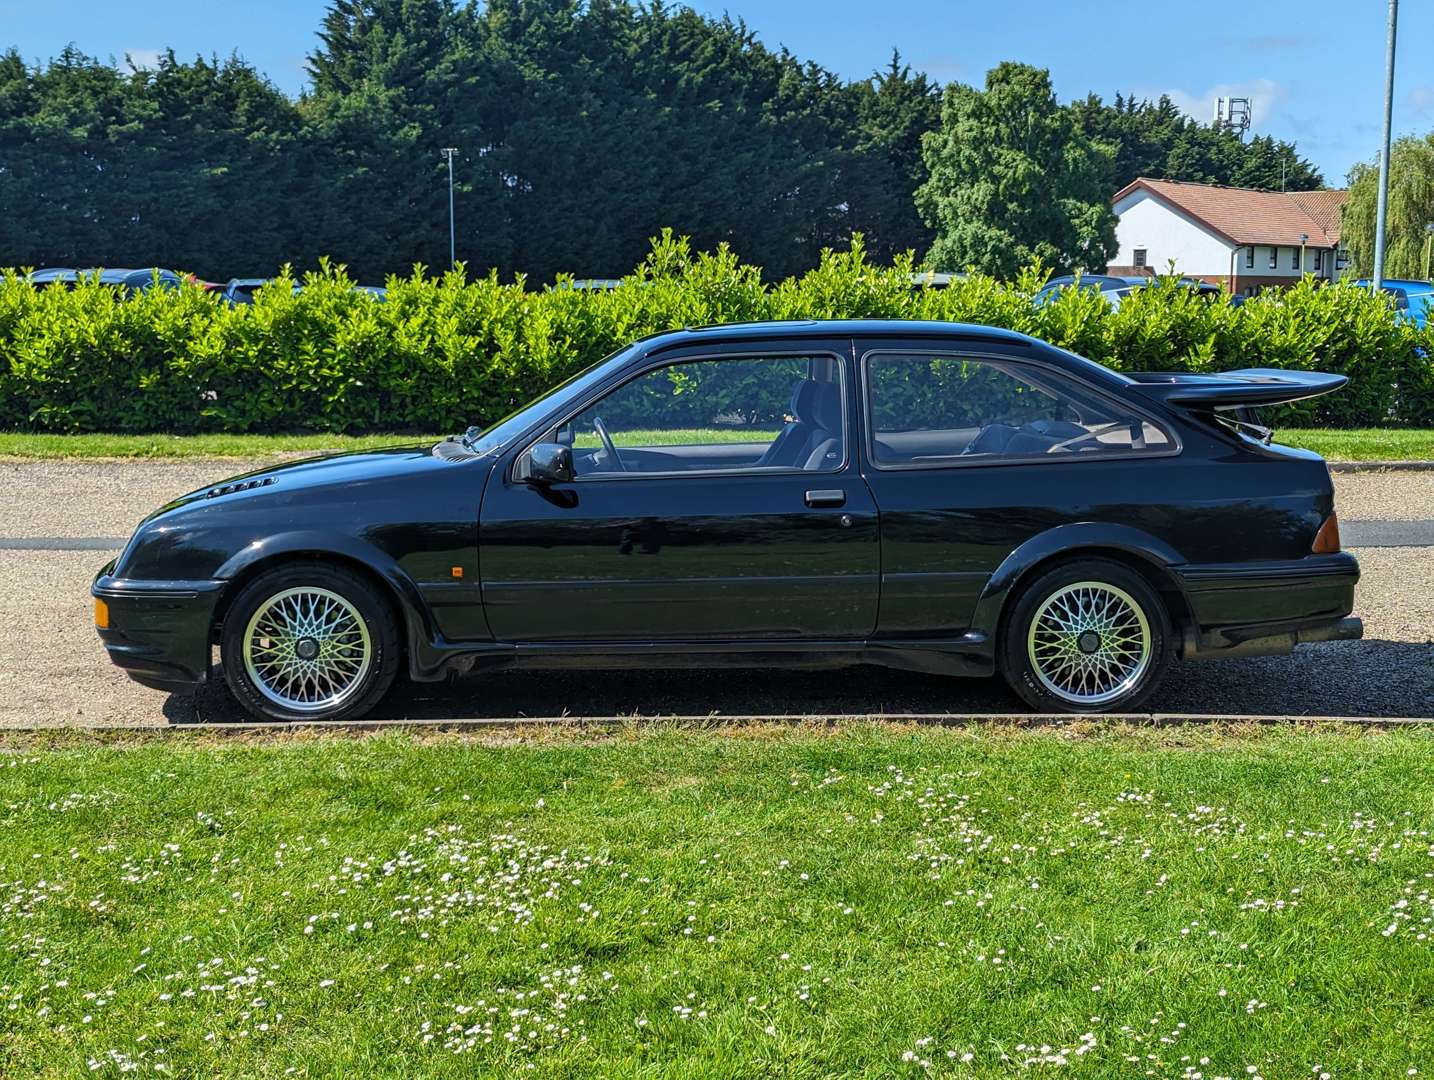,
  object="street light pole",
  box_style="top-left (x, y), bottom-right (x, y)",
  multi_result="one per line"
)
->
top-left (1373, 0), bottom-right (1398, 289)
top-left (1424, 223), bottom-right (1434, 281)
top-left (440, 147), bottom-right (458, 271)
top-left (1299, 233), bottom-right (1308, 279)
